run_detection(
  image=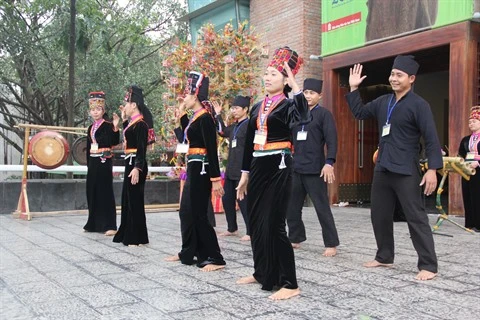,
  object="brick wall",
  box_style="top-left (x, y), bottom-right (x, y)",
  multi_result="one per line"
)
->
top-left (250, 0), bottom-right (323, 86)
